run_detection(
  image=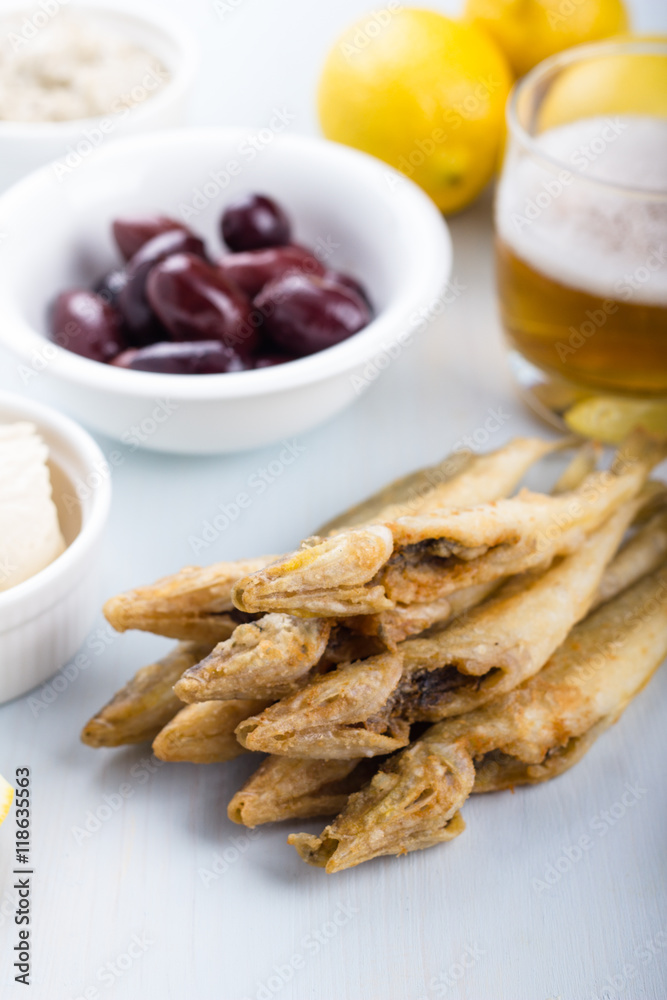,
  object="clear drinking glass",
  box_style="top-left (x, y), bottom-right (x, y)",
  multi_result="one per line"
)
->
top-left (494, 39), bottom-right (667, 433)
